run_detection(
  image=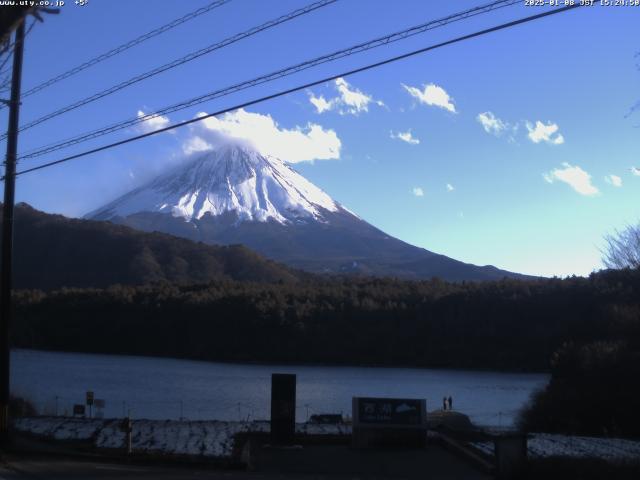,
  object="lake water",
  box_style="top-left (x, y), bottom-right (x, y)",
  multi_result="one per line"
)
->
top-left (11, 349), bottom-right (548, 427)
